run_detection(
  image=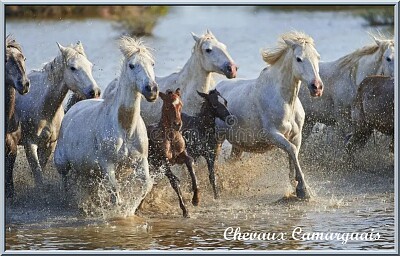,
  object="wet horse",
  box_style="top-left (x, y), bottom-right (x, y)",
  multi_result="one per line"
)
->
top-left (216, 31), bottom-right (323, 199)
top-left (14, 41), bottom-right (101, 191)
top-left (147, 89), bottom-right (198, 218)
top-left (299, 33), bottom-right (395, 138)
top-left (181, 89), bottom-right (234, 199)
top-left (5, 35), bottom-right (30, 199)
top-left (345, 76), bottom-right (394, 154)
top-left (54, 37), bottom-right (158, 214)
